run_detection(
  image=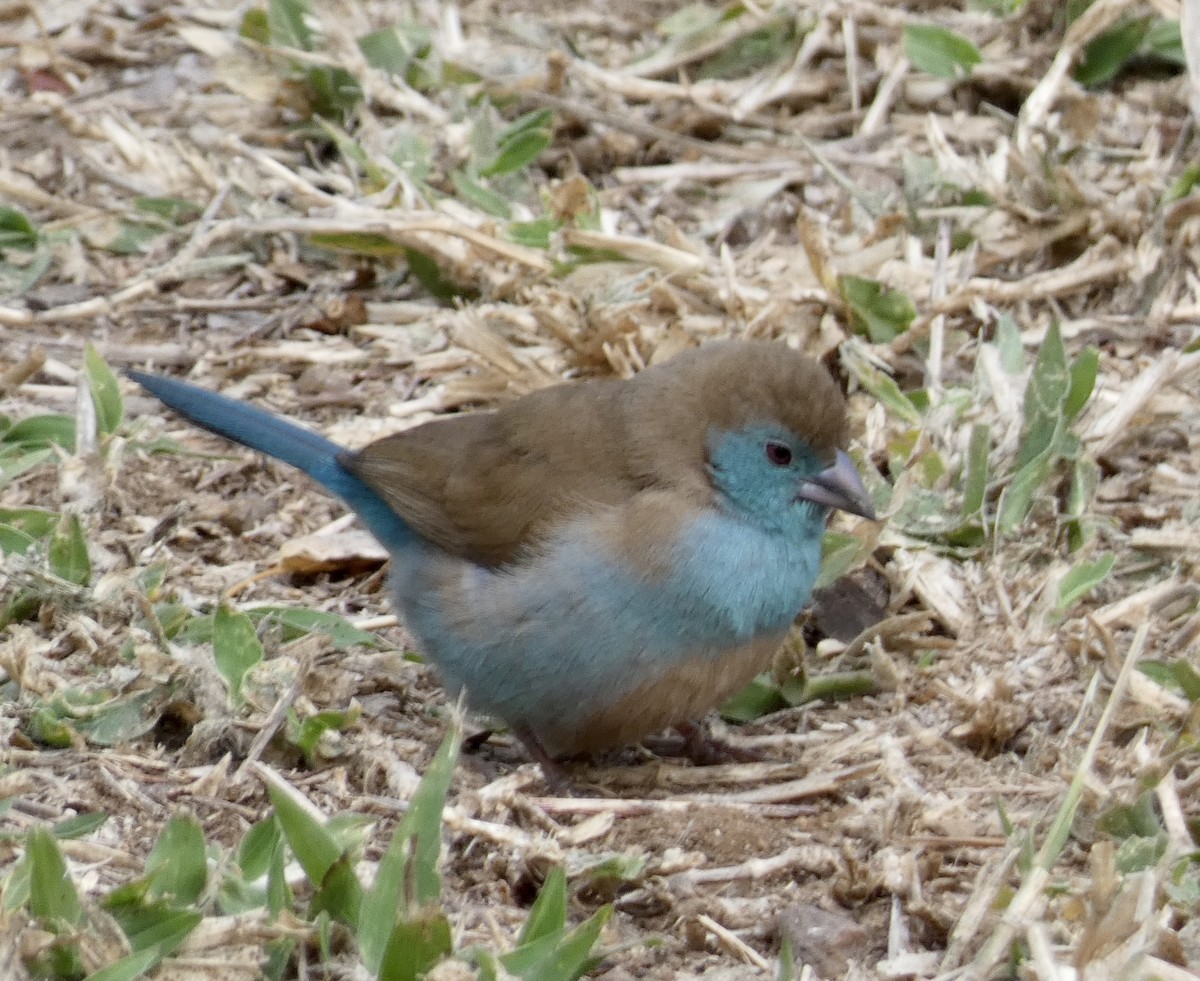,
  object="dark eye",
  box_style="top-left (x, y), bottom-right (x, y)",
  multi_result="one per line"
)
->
top-left (765, 441), bottom-right (793, 466)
